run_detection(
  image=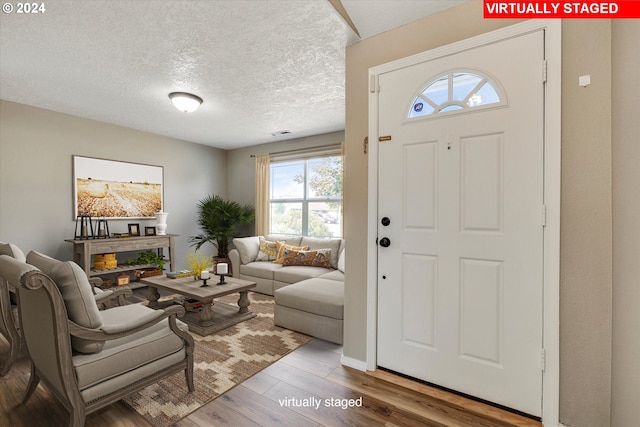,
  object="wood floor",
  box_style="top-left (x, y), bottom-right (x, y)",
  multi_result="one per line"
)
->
top-left (0, 292), bottom-right (542, 427)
